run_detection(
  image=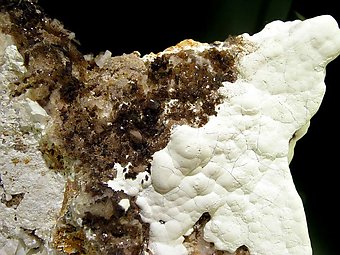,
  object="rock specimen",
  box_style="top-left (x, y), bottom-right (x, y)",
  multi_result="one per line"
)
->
top-left (1, 1), bottom-right (340, 255)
